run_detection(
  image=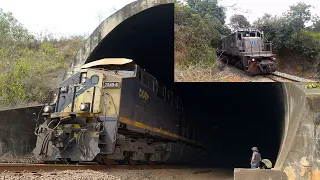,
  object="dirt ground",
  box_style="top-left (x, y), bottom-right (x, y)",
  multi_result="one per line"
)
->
top-left (0, 168), bottom-right (234, 180)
